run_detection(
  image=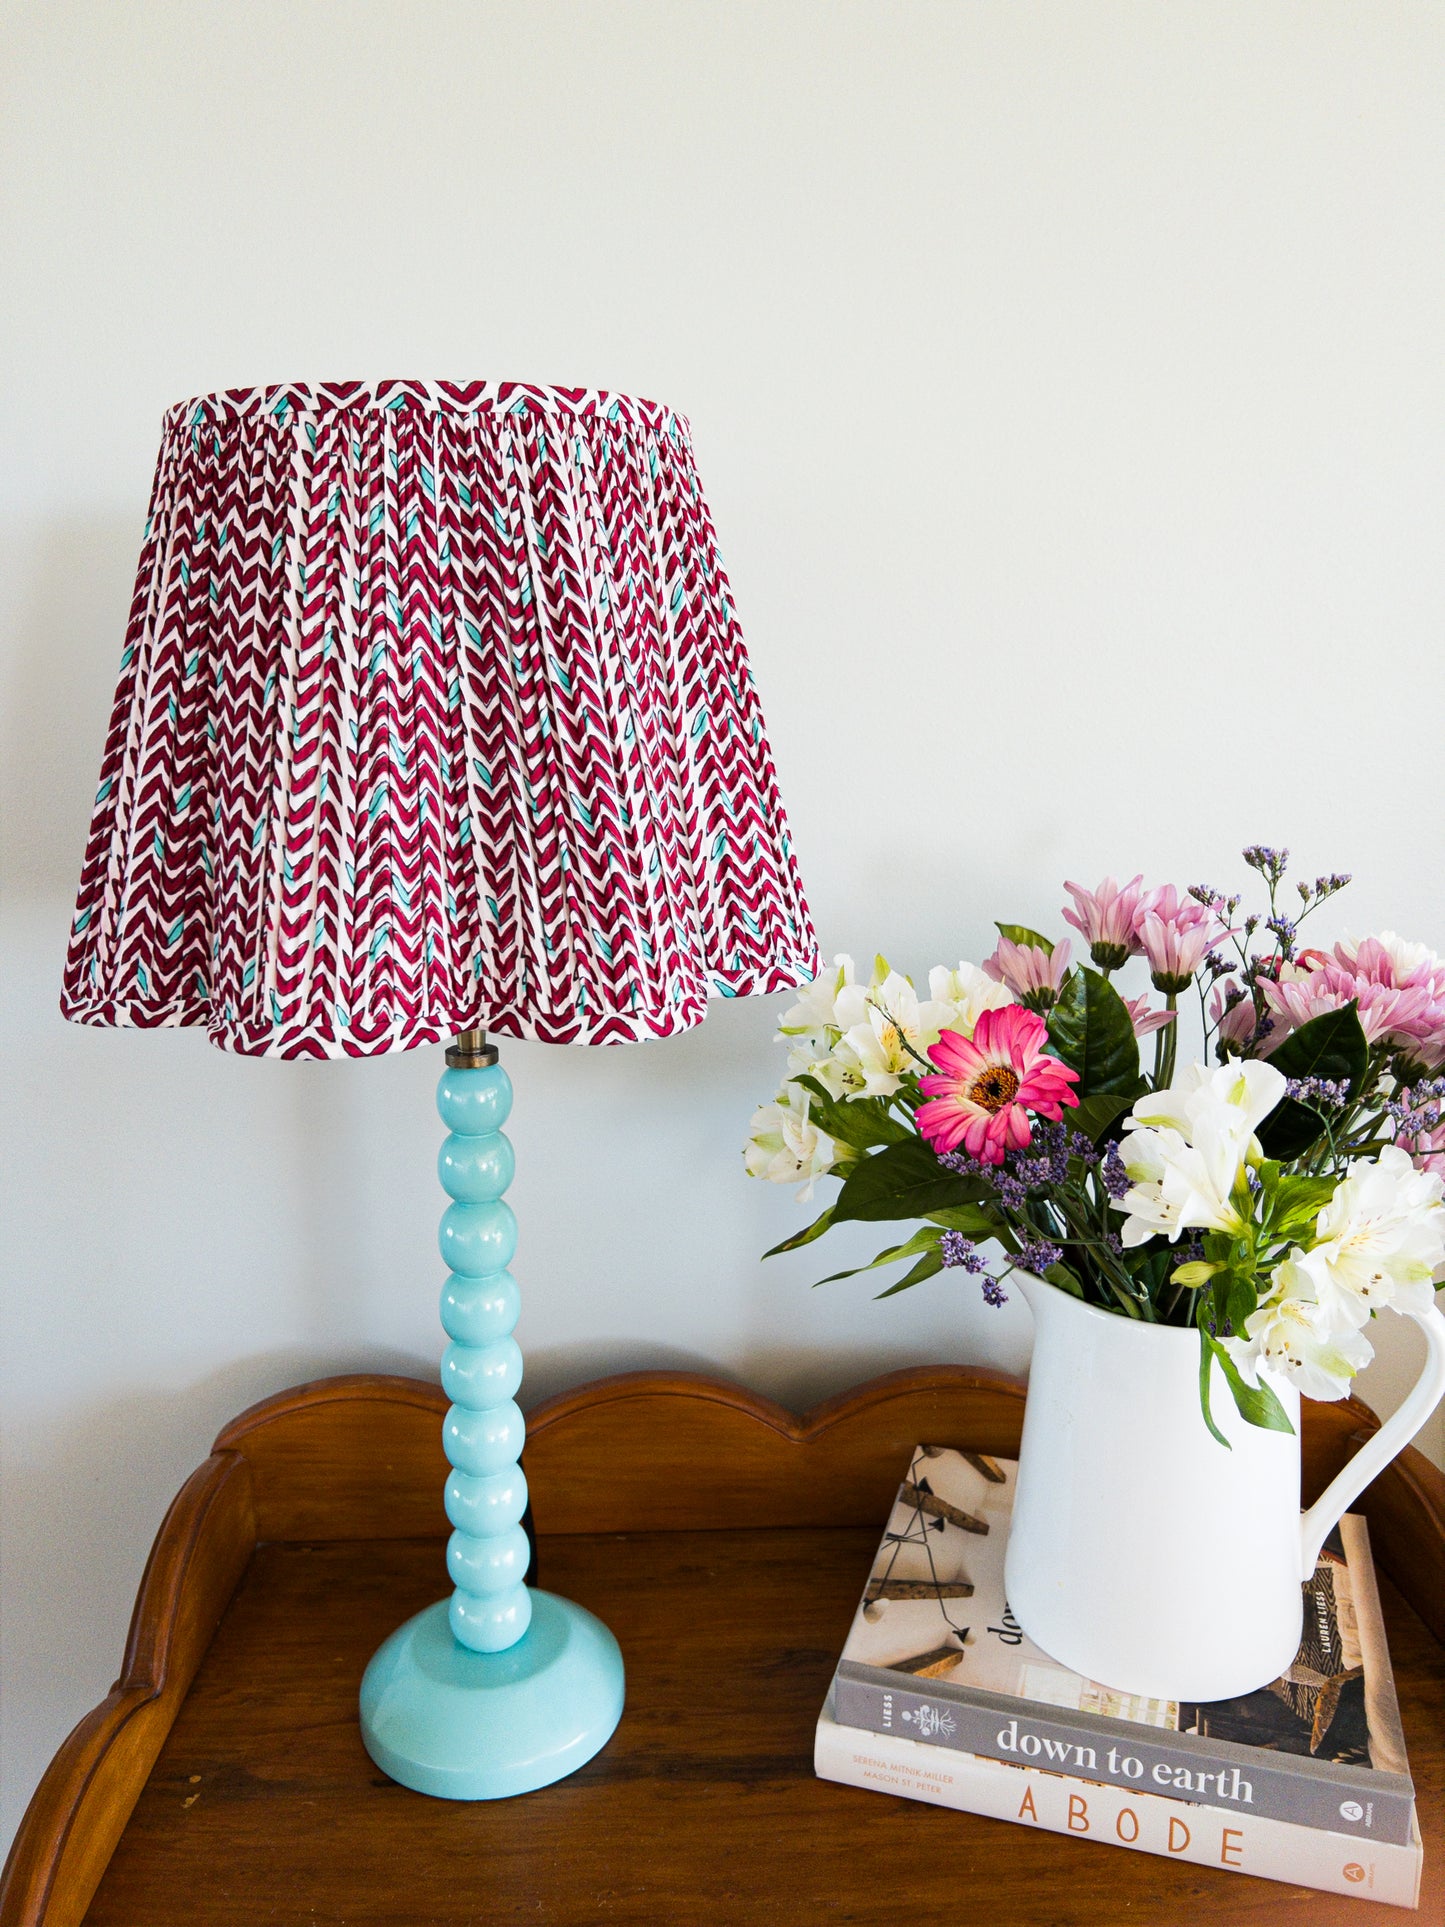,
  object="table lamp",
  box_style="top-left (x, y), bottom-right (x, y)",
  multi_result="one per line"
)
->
top-left (60, 379), bottom-right (819, 1799)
